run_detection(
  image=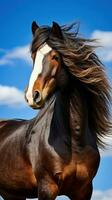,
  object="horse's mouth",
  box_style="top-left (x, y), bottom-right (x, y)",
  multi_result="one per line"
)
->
top-left (31, 78), bottom-right (56, 109)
